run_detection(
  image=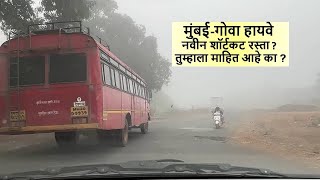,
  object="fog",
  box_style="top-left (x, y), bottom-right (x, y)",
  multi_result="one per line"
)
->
top-left (116, 0), bottom-right (320, 110)
top-left (1, 0), bottom-right (319, 110)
